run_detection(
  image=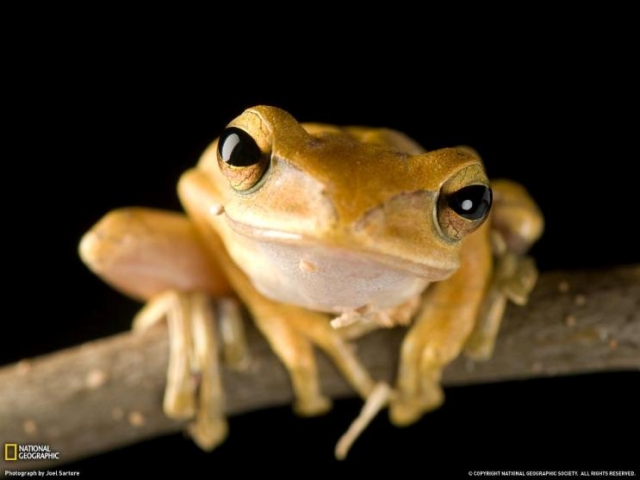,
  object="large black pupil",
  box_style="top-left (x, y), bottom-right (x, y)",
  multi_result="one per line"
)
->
top-left (218, 127), bottom-right (262, 167)
top-left (449, 185), bottom-right (492, 220)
